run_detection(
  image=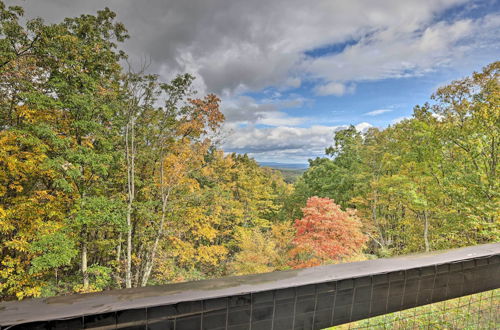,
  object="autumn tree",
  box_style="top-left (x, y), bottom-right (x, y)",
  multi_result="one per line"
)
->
top-left (288, 197), bottom-right (367, 269)
top-left (150, 151), bottom-right (293, 283)
top-left (228, 228), bottom-right (280, 275)
top-left (228, 222), bottom-right (295, 275)
top-left (0, 0), bottom-right (295, 299)
top-left (288, 62), bottom-right (499, 257)
top-left (0, 3), bottom-right (128, 296)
